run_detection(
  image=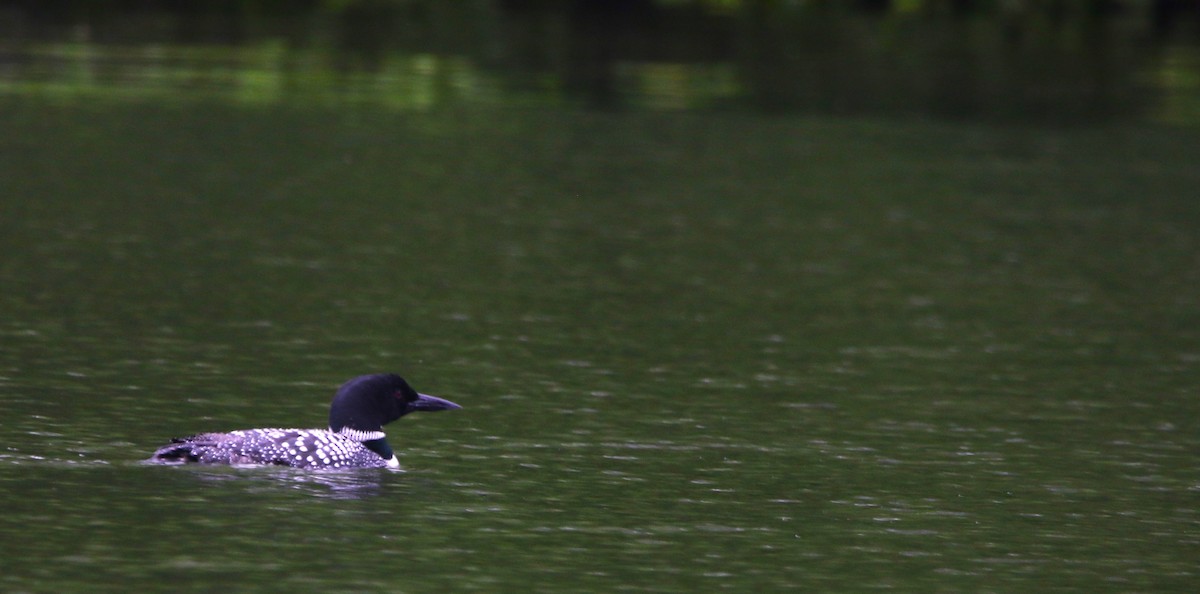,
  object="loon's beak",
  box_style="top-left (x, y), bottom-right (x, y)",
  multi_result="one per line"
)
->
top-left (410, 393), bottom-right (462, 412)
